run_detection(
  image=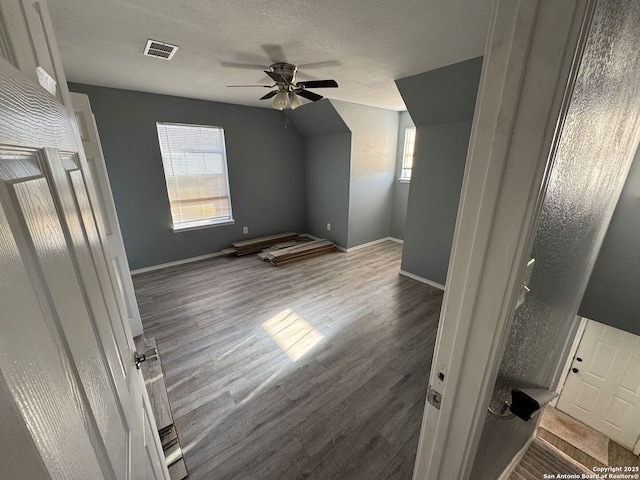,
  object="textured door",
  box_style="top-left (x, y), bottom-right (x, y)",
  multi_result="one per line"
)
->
top-left (557, 320), bottom-right (640, 449)
top-left (0, 1), bottom-right (168, 478)
top-left (70, 92), bottom-right (144, 336)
